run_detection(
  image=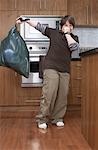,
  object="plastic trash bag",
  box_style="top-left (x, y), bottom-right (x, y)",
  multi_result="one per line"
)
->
top-left (39, 55), bottom-right (45, 79)
top-left (0, 26), bottom-right (29, 78)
